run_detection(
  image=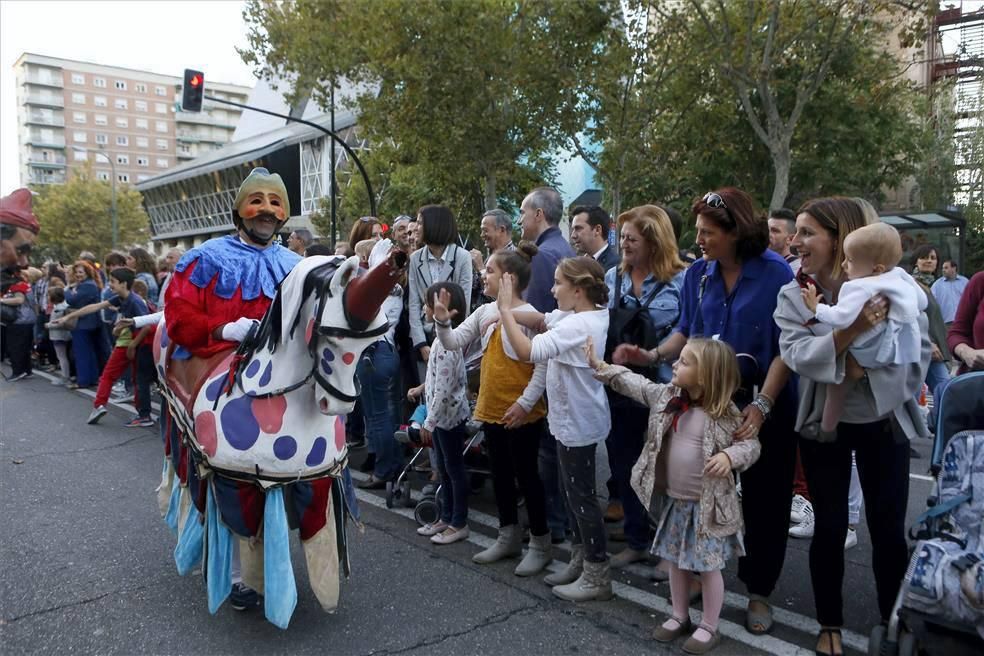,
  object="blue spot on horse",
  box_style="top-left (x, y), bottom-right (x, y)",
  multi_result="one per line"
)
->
top-left (245, 360), bottom-right (261, 379)
top-left (204, 375), bottom-right (226, 402)
top-left (273, 435), bottom-right (297, 460)
top-left (259, 361), bottom-right (273, 386)
top-left (305, 437), bottom-right (327, 466)
top-left (220, 395), bottom-right (260, 450)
